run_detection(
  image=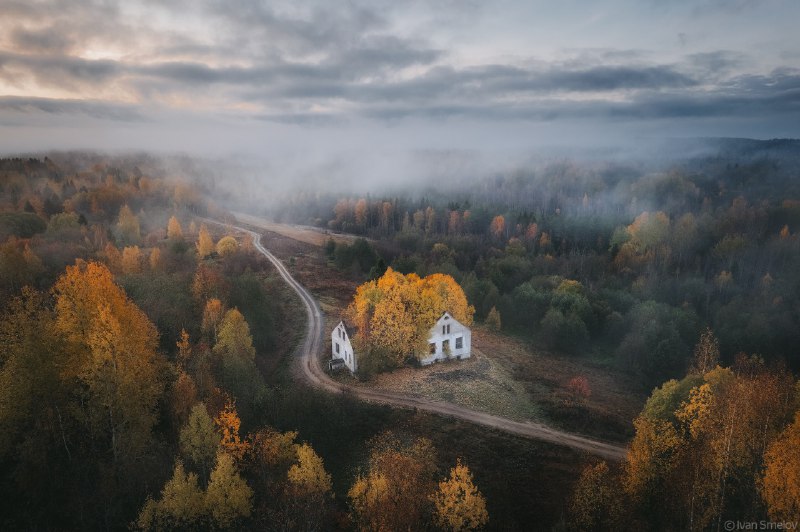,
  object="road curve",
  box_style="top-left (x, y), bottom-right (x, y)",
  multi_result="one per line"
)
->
top-left (205, 218), bottom-right (628, 462)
